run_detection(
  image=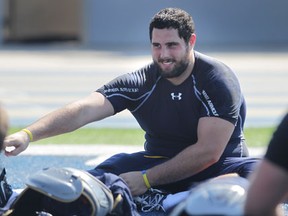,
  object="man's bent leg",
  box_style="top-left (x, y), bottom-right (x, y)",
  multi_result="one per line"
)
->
top-left (154, 157), bottom-right (260, 193)
top-left (218, 157), bottom-right (260, 178)
top-left (88, 151), bottom-right (169, 177)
